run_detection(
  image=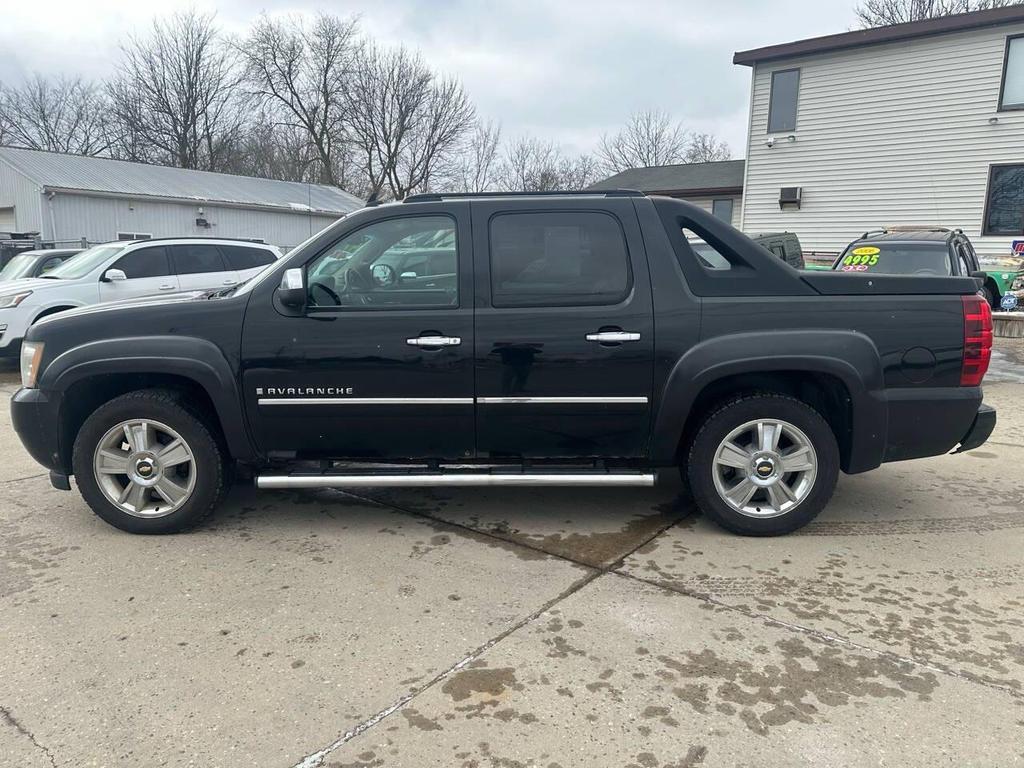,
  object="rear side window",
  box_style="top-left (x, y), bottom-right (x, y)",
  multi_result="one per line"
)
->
top-left (170, 244), bottom-right (227, 275)
top-left (224, 245), bottom-right (275, 270)
top-left (488, 211), bottom-right (631, 307)
top-left (111, 246), bottom-right (171, 279)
